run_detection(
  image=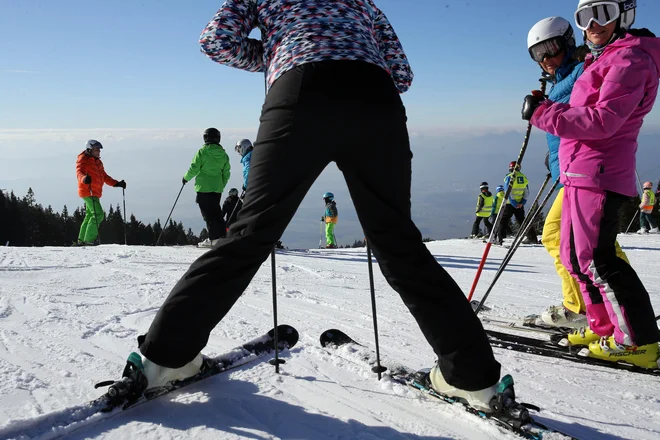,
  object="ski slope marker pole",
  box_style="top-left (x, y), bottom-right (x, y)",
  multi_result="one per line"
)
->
top-left (467, 79), bottom-right (547, 302)
top-left (474, 177), bottom-right (559, 314)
